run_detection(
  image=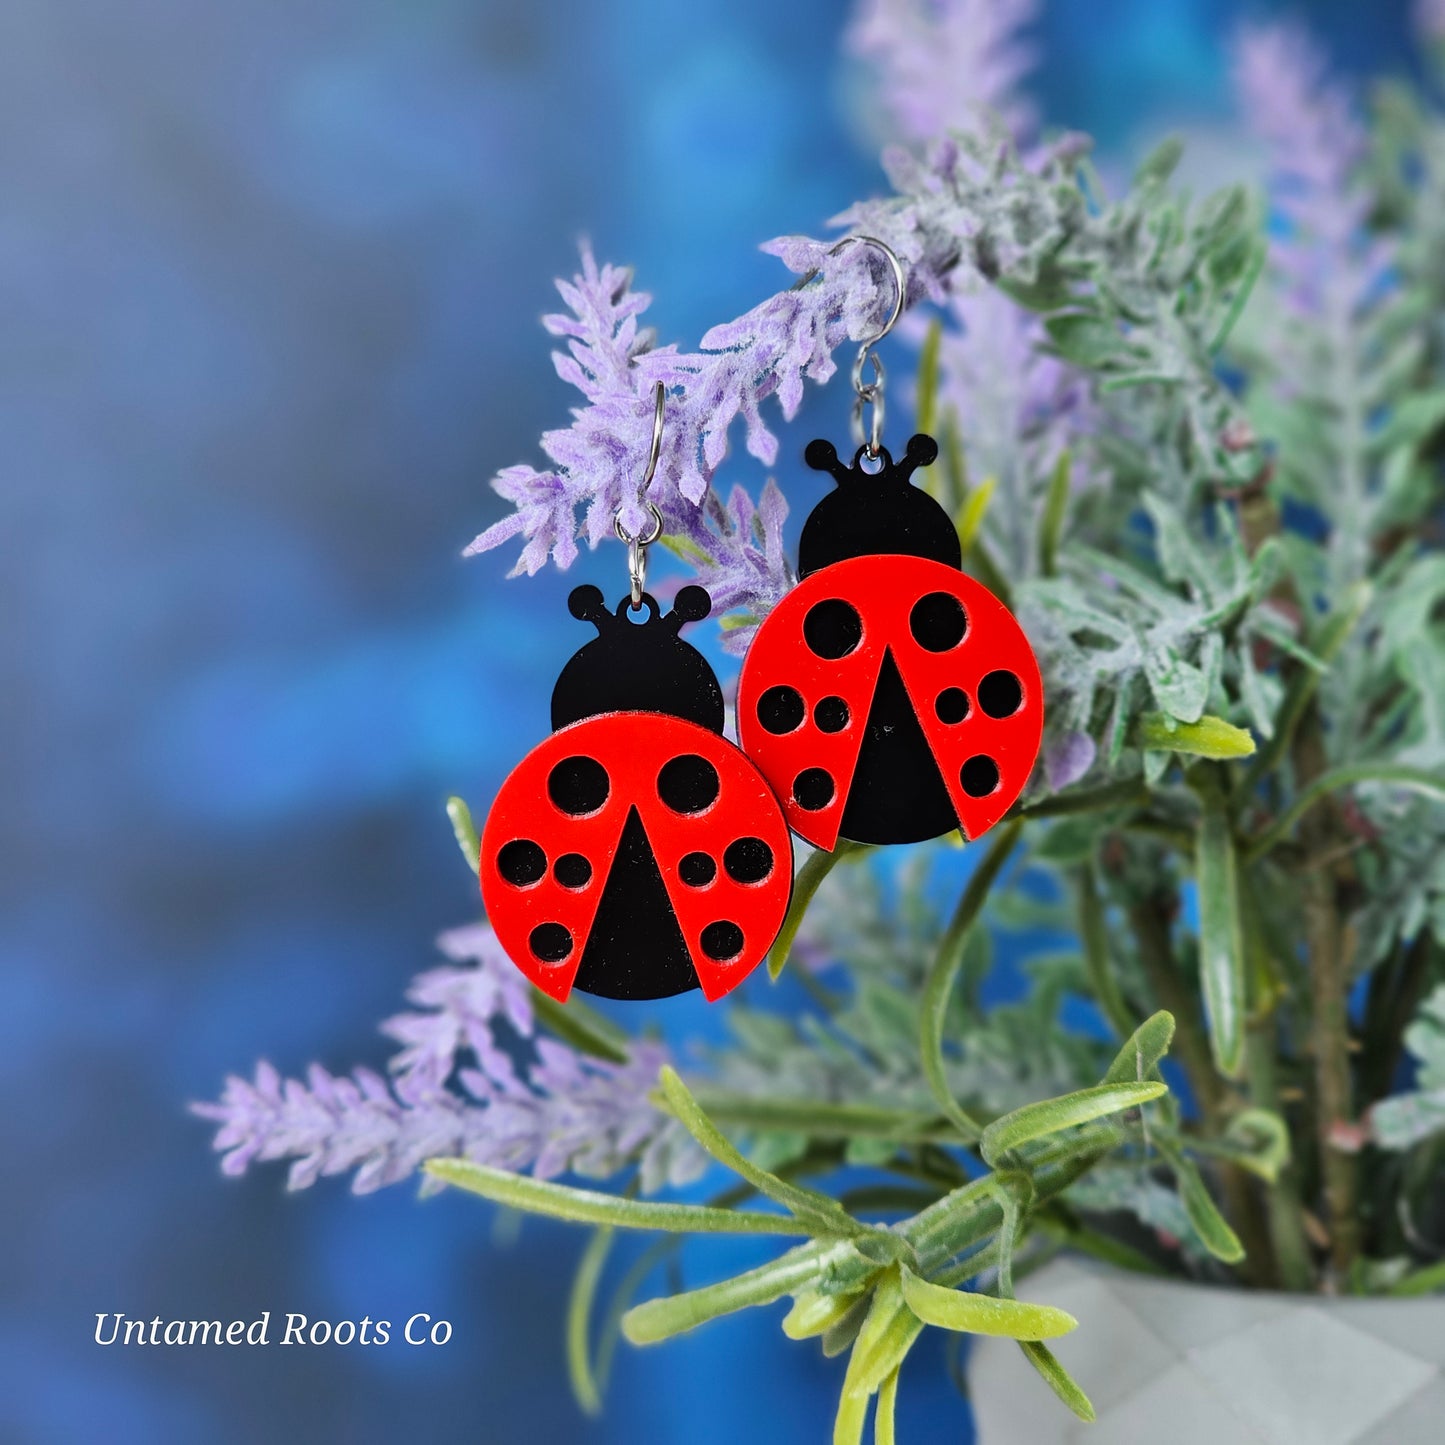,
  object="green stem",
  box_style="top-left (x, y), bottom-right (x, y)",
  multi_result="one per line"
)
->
top-left (1077, 862), bottom-right (1137, 1041)
top-left (1238, 582), bottom-right (1371, 797)
top-left (1033, 1208), bottom-right (1172, 1277)
top-left (768, 840), bottom-right (869, 980)
top-left (1018, 779), bottom-right (1150, 820)
top-left (1125, 888), bottom-right (1227, 1128)
top-left (1244, 762), bottom-right (1445, 862)
top-left (686, 1092), bottom-right (963, 1145)
top-left (529, 988), bottom-right (631, 1064)
top-left (1236, 869), bottom-right (1316, 1291)
top-left (918, 821), bottom-right (1023, 1141)
top-left (1293, 707), bottom-right (1360, 1282)
top-left (1244, 1021), bottom-right (1315, 1291)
